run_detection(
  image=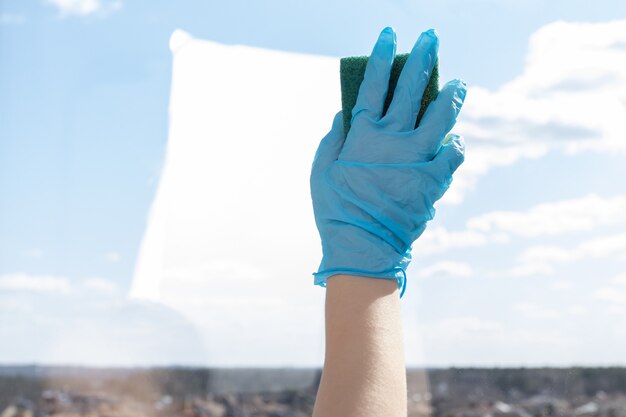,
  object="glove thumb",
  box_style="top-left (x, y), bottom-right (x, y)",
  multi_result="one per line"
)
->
top-left (311, 111), bottom-right (345, 178)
